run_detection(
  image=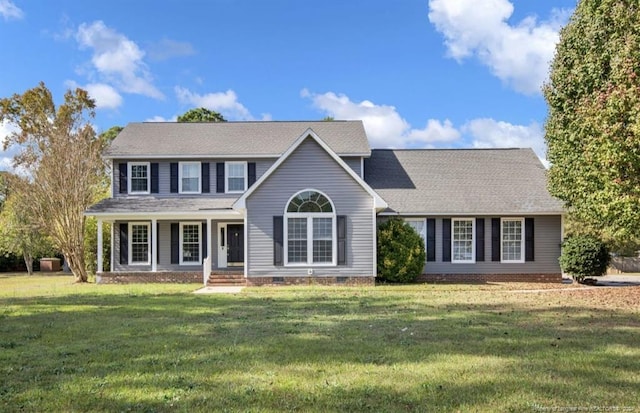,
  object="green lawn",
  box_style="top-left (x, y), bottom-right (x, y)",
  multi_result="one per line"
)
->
top-left (0, 274), bottom-right (638, 412)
